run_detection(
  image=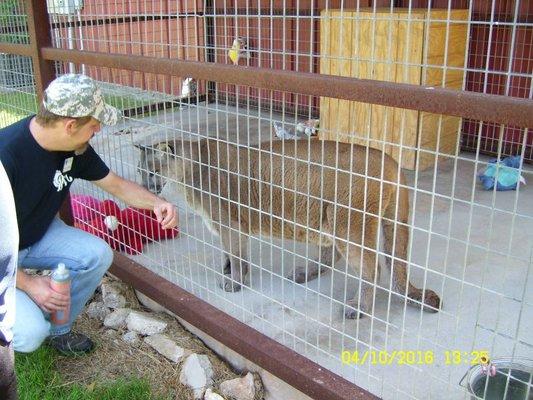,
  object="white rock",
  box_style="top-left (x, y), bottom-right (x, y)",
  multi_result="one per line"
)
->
top-left (103, 308), bottom-right (131, 330)
top-left (144, 334), bottom-right (185, 363)
top-left (101, 282), bottom-right (127, 309)
top-left (179, 354), bottom-right (214, 399)
top-left (122, 331), bottom-right (140, 346)
top-left (219, 373), bottom-right (255, 400)
top-left (104, 293), bottom-right (126, 309)
top-left (204, 388), bottom-right (226, 400)
top-left (86, 301), bottom-right (110, 321)
top-left (126, 310), bottom-right (167, 336)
